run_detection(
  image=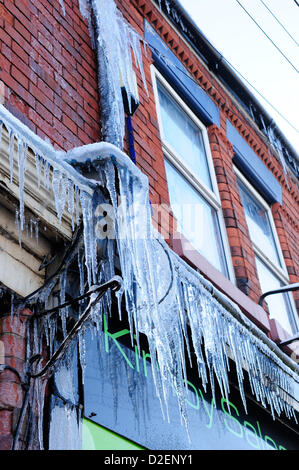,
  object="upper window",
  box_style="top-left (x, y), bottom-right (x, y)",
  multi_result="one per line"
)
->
top-left (152, 68), bottom-right (234, 280)
top-left (238, 179), bottom-right (281, 267)
top-left (156, 80), bottom-right (212, 190)
top-left (236, 170), bottom-right (298, 334)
